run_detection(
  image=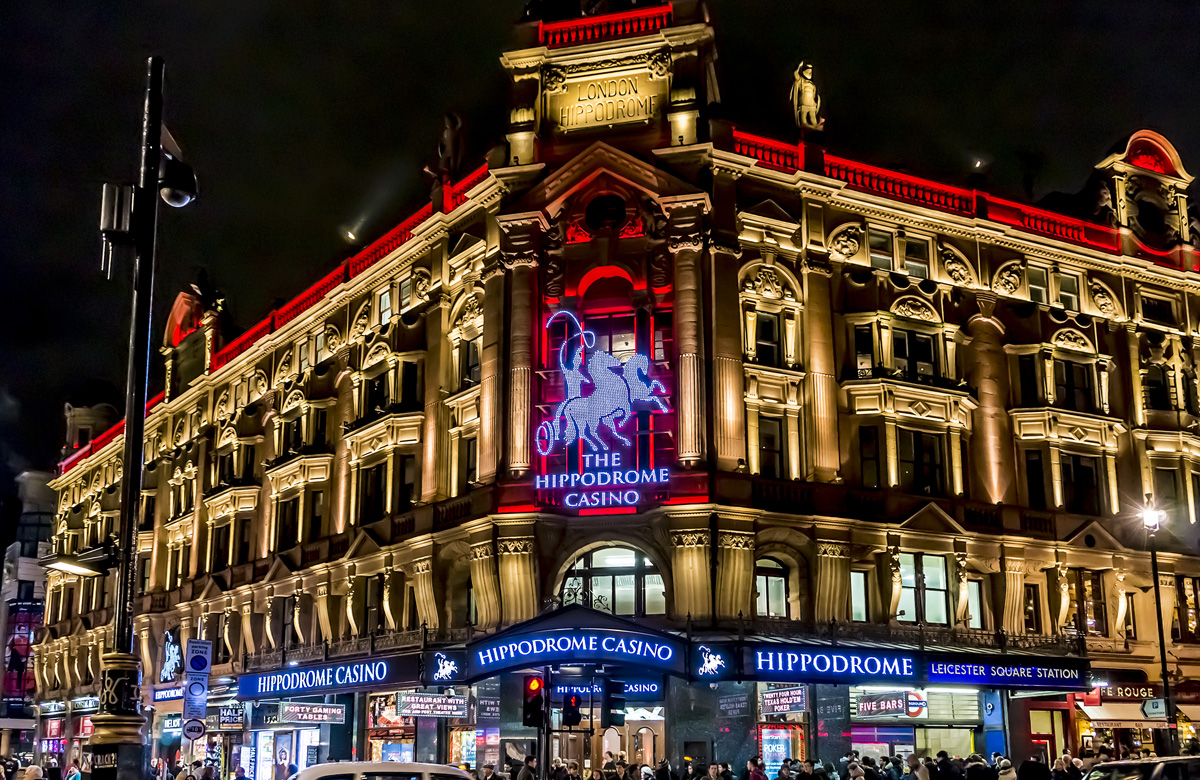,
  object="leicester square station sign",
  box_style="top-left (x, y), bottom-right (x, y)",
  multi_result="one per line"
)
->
top-left (535, 311), bottom-right (671, 509)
